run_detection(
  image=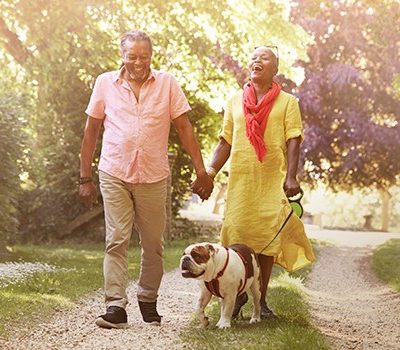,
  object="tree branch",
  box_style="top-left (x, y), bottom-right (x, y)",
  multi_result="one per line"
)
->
top-left (0, 16), bottom-right (31, 65)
